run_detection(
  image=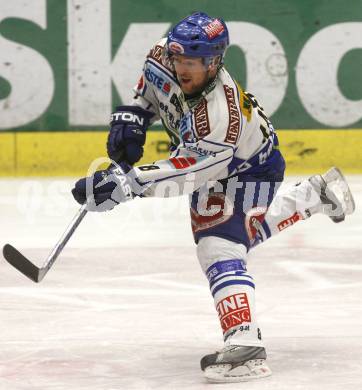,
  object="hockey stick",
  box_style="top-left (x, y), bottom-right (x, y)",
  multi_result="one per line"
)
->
top-left (3, 204), bottom-right (88, 283)
top-left (2, 154), bottom-right (127, 283)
